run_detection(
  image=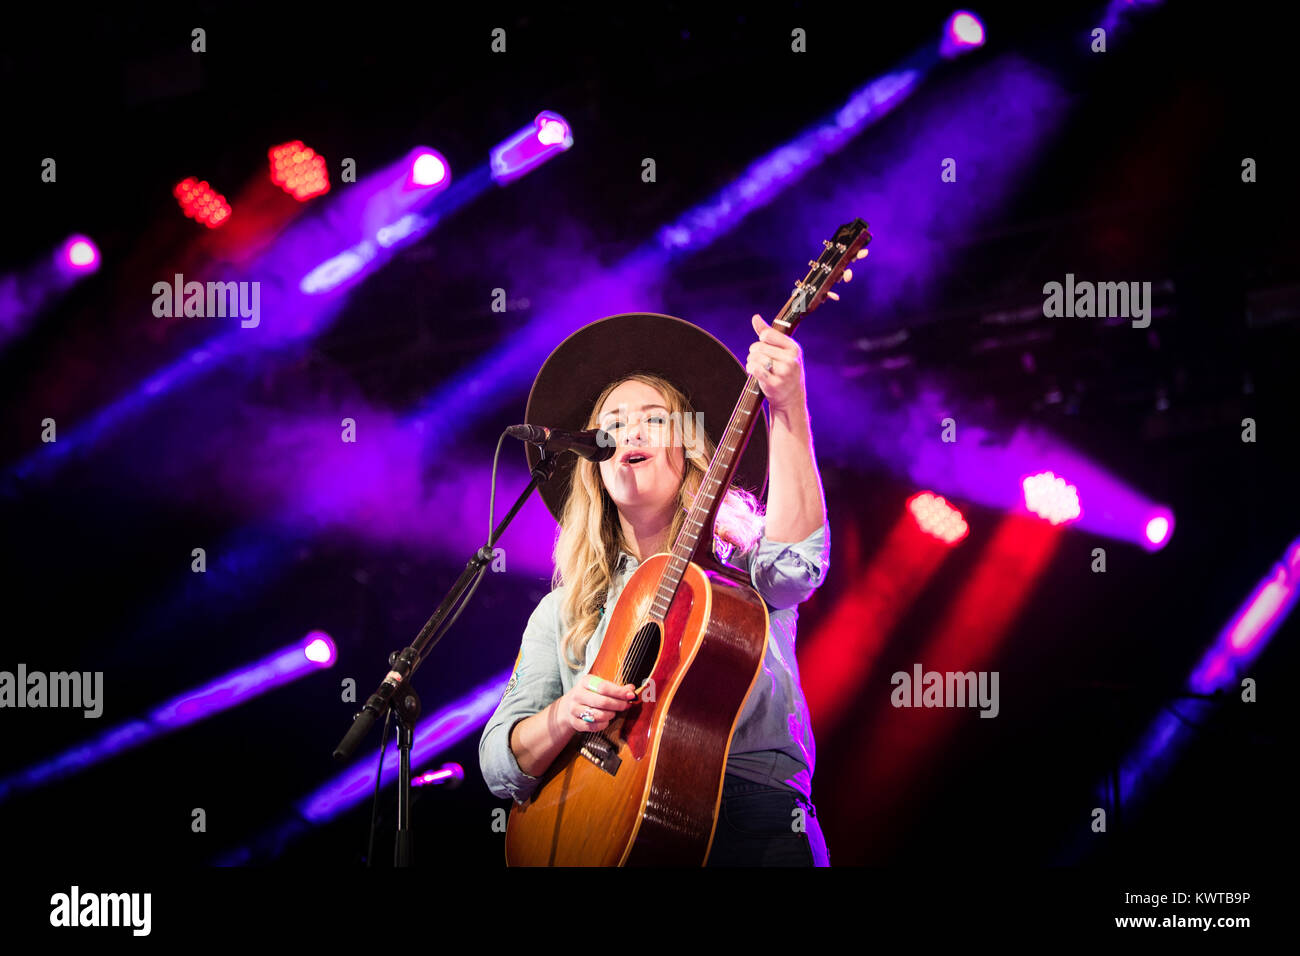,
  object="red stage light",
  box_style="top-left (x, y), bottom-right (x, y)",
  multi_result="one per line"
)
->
top-left (269, 140), bottom-right (330, 201)
top-left (907, 491), bottom-right (969, 545)
top-left (174, 177), bottom-right (232, 228)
